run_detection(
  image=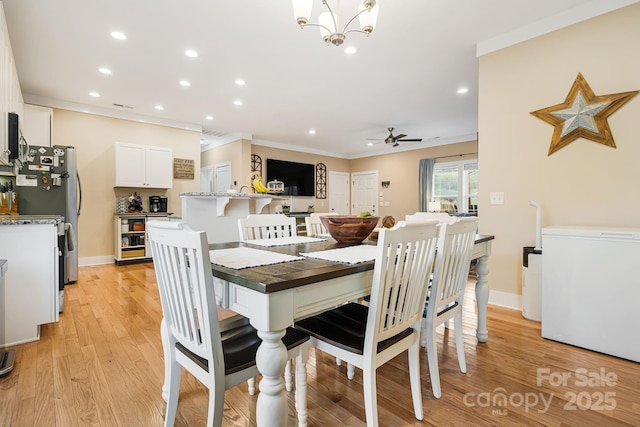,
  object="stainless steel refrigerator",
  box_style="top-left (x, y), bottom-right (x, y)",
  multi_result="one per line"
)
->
top-left (16, 145), bottom-right (81, 284)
